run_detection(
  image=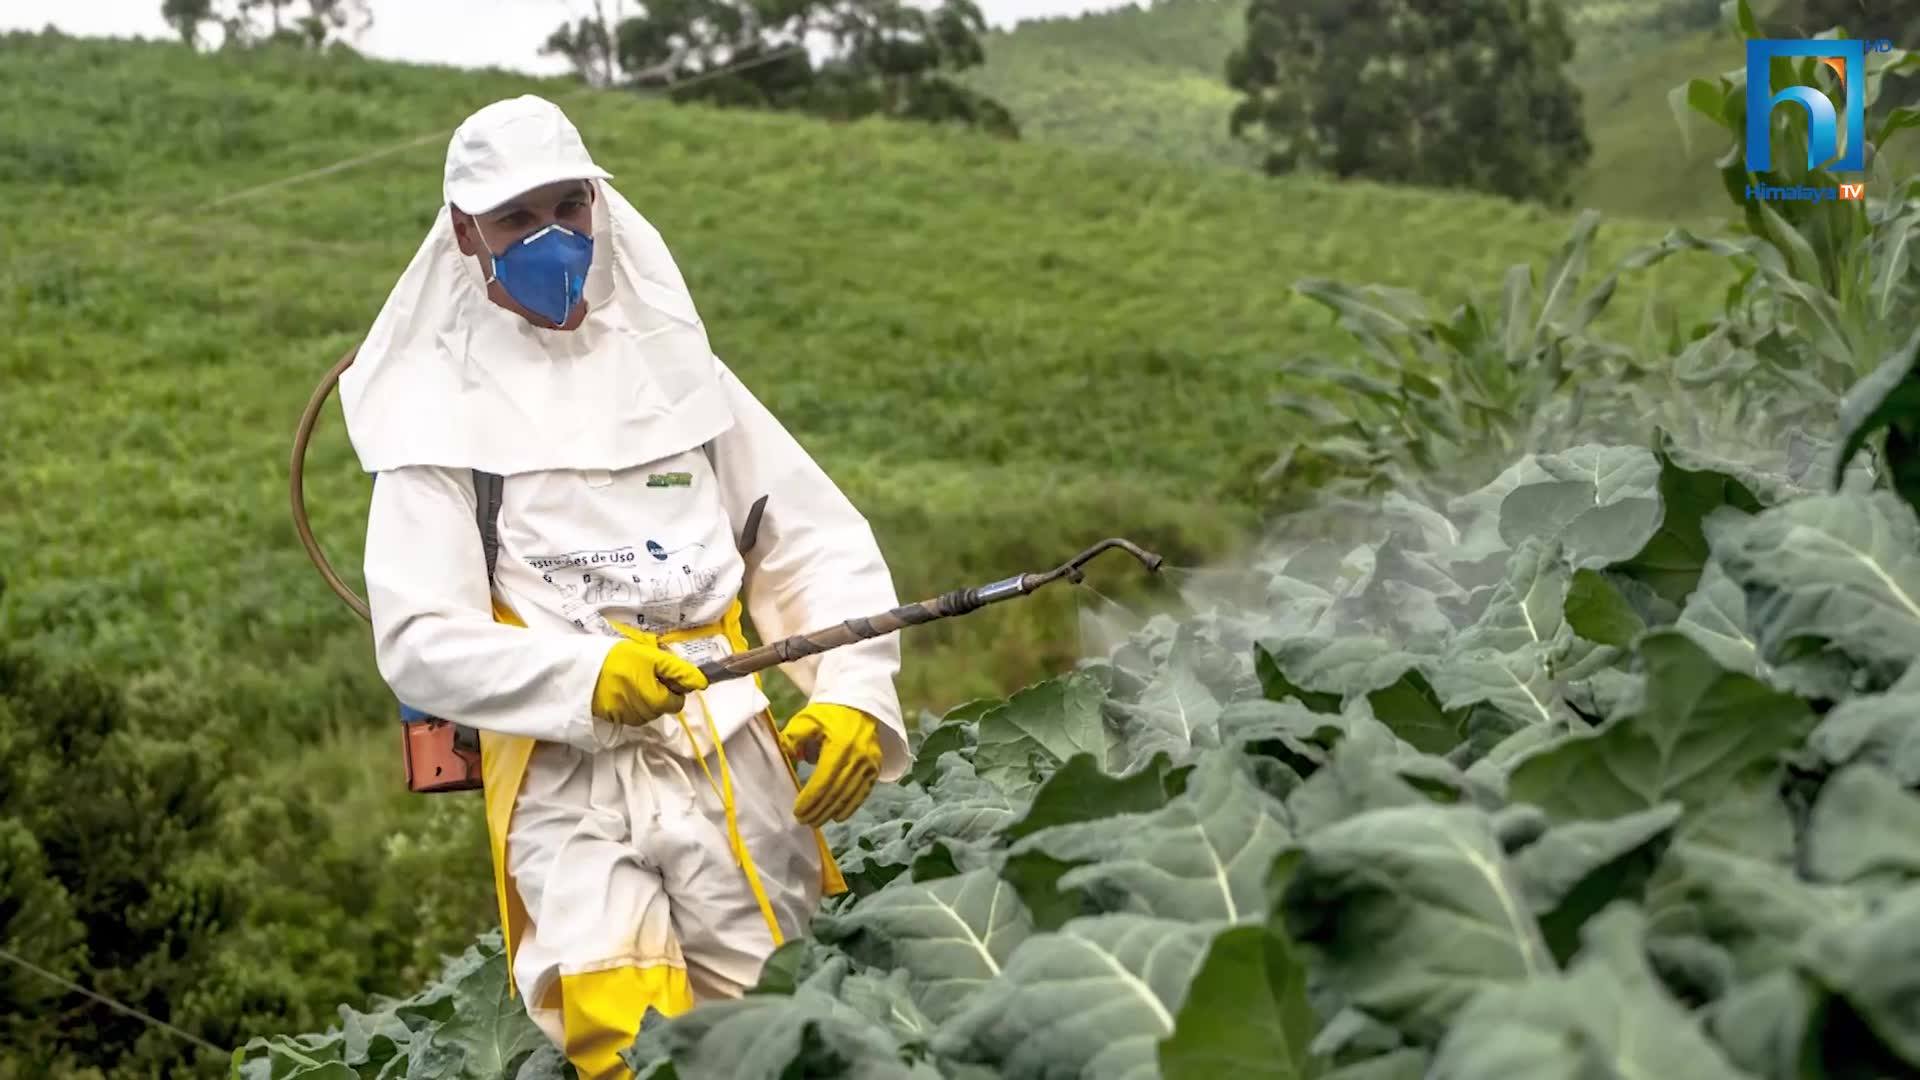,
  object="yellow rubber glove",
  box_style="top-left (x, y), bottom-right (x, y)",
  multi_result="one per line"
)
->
top-left (781, 703), bottom-right (883, 827)
top-left (591, 622), bottom-right (708, 727)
